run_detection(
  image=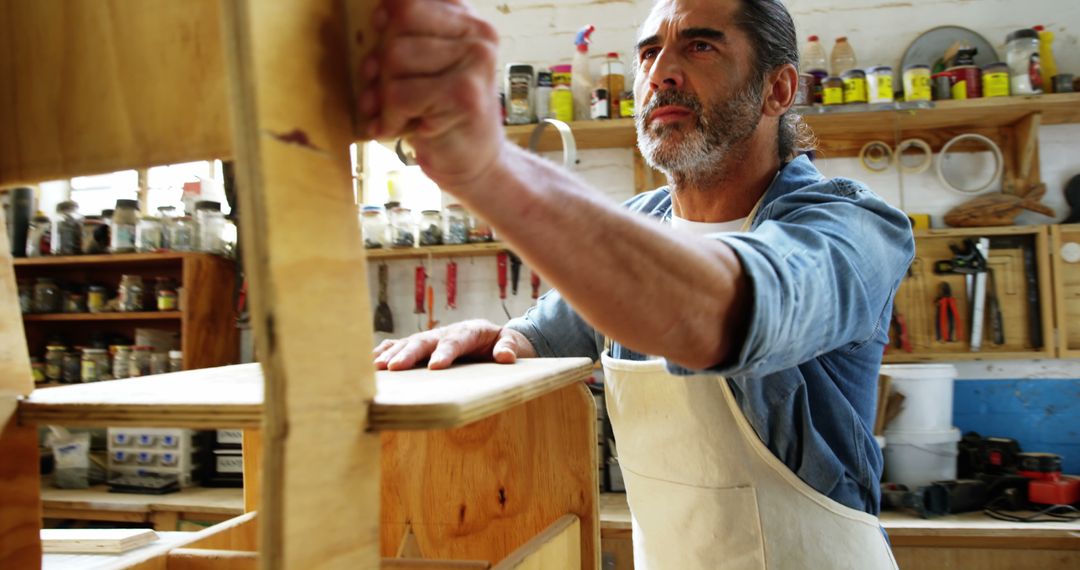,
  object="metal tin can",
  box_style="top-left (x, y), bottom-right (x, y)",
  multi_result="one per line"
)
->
top-left (841, 69), bottom-right (868, 104)
top-left (550, 85), bottom-right (573, 123)
top-left (822, 76), bottom-right (845, 106)
top-left (87, 285), bottom-right (107, 313)
top-left (932, 73), bottom-right (953, 100)
top-left (1054, 74), bottom-right (1075, 94)
top-left (795, 73), bottom-right (814, 106)
top-left (81, 348), bottom-right (108, 383)
top-left (866, 66), bottom-right (894, 103)
top-left (157, 289), bottom-right (178, 311)
top-left (947, 65), bottom-right (982, 100)
top-left (982, 62), bottom-right (1010, 97)
top-left (903, 65), bottom-right (932, 102)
